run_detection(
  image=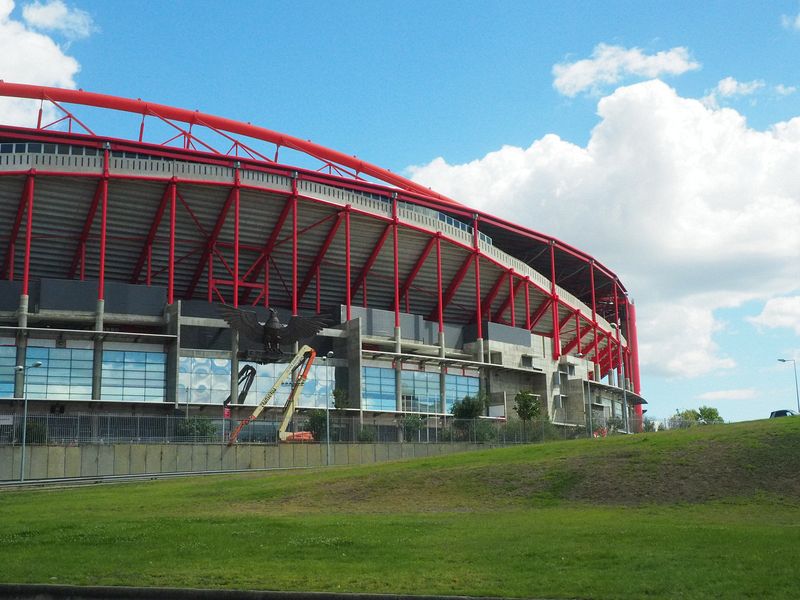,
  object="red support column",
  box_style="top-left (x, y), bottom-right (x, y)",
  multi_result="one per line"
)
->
top-left (345, 206), bottom-right (351, 321)
top-left (168, 180), bottom-right (177, 304)
top-left (392, 196), bottom-right (400, 328)
top-left (524, 279), bottom-right (531, 330)
top-left (550, 242), bottom-right (560, 359)
top-left (233, 170), bottom-right (240, 308)
top-left (613, 280), bottom-right (621, 382)
top-left (98, 146), bottom-right (109, 300)
top-left (291, 176), bottom-right (298, 316)
top-left (435, 234), bottom-right (444, 333)
top-left (473, 215), bottom-right (483, 341)
top-left (508, 271), bottom-right (515, 327)
top-left (22, 173), bottom-right (35, 296)
top-left (590, 261), bottom-right (599, 365)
